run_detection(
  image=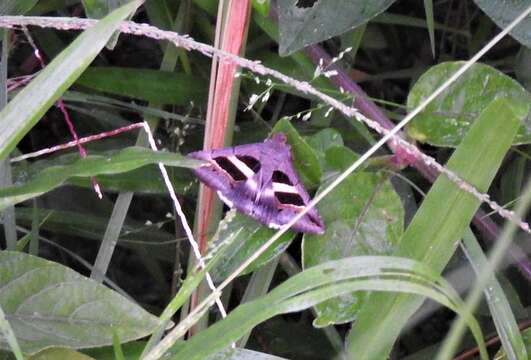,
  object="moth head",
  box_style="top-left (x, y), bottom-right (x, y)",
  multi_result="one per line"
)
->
top-left (269, 132), bottom-right (287, 144)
